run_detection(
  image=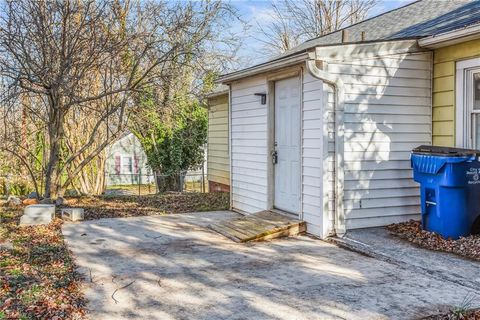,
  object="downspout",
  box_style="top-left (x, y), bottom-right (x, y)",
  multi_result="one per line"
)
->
top-left (305, 58), bottom-right (346, 236)
top-left (228, 84), bottom-right (233, 210)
